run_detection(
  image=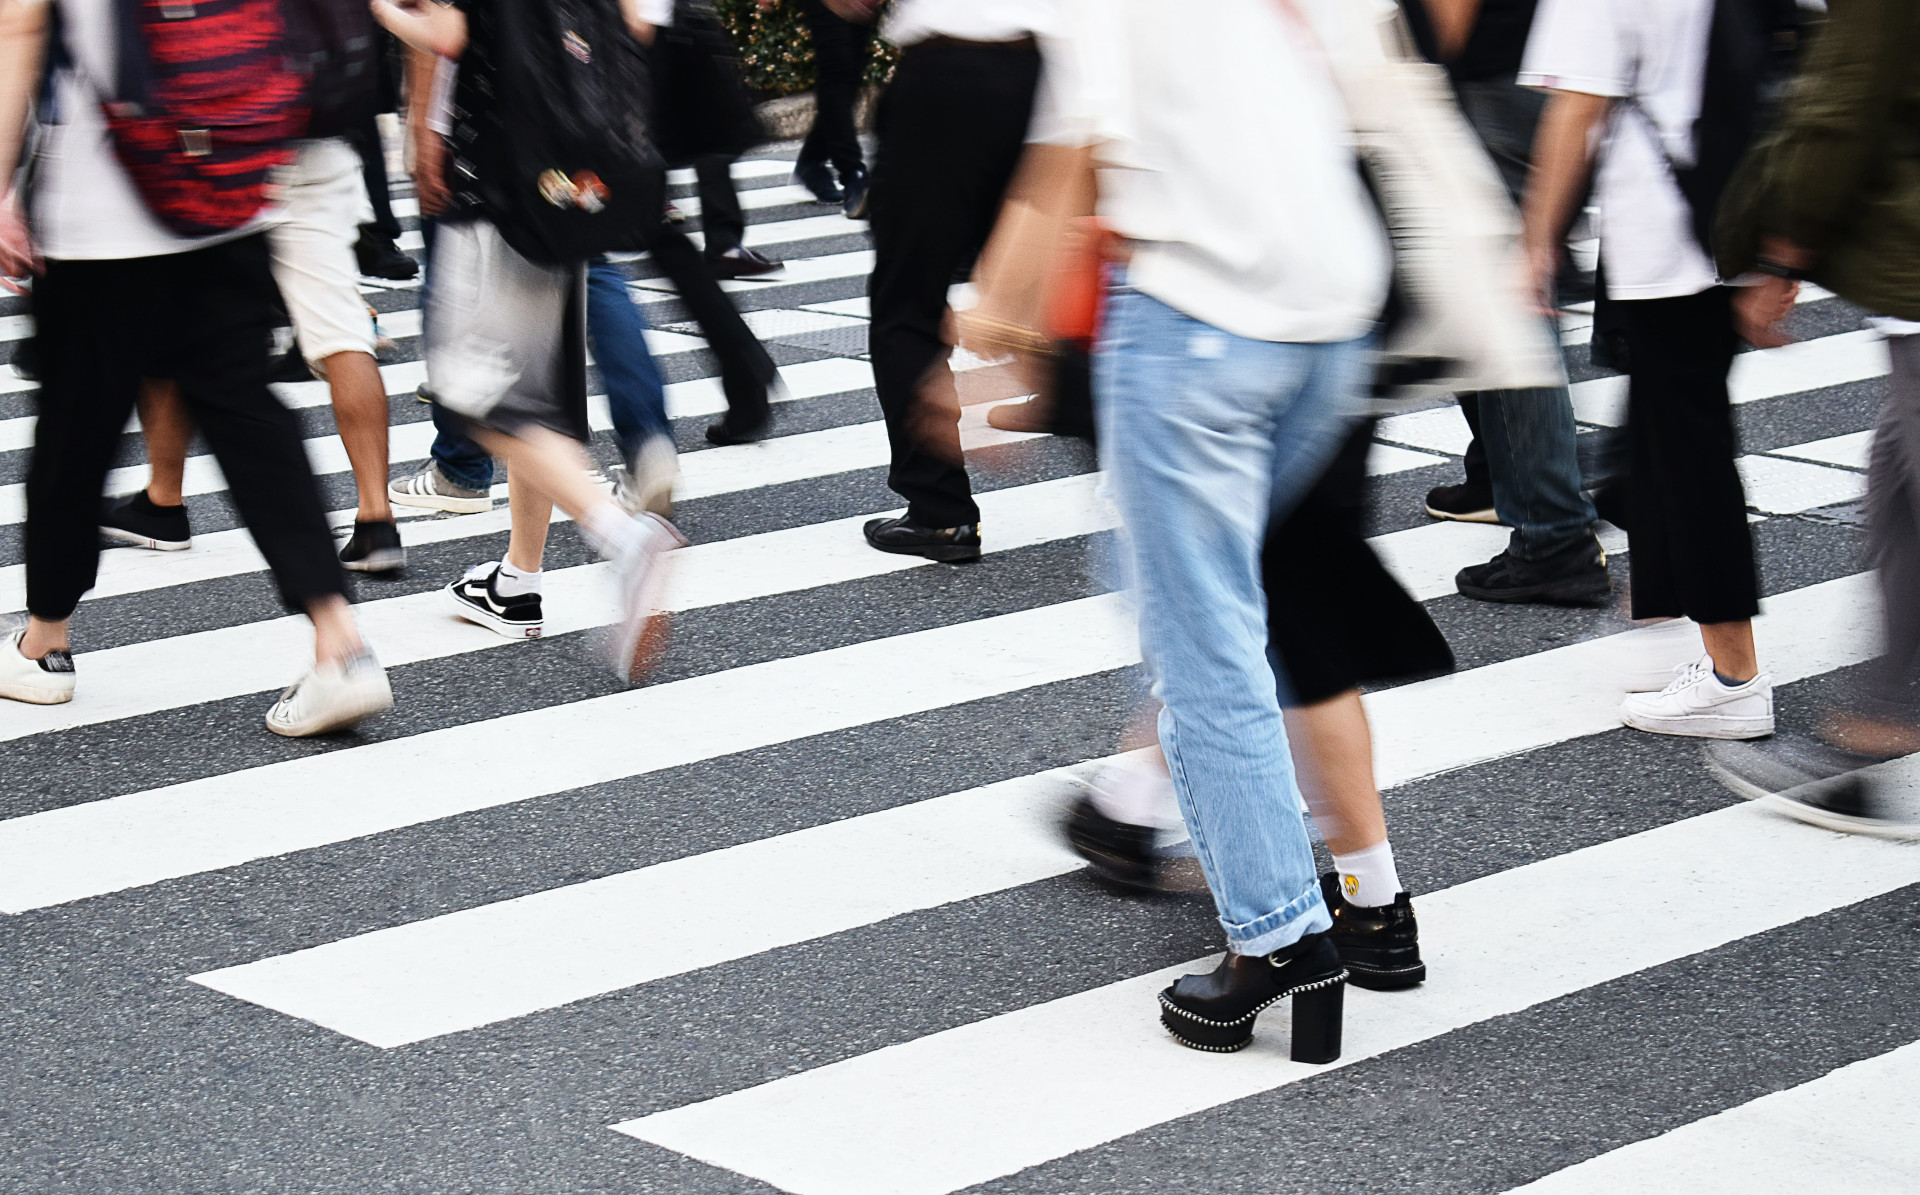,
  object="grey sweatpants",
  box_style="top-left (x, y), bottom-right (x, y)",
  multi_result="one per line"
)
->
top-left (1867, 334), bottom-right (1920, 718)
